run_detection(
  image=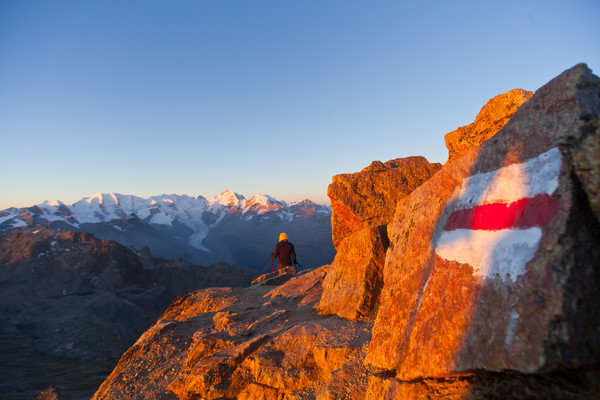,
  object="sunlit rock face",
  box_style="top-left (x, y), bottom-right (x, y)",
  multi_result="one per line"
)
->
top-left (444, 88), bottom-right (533, 161)
top-left (316, 225), bottom-right (389, 320)
top-left (367, 63), bottom-right (600, 380)
top-left (92, 268), bottom-right (375, 400)
top-left (328, 156), bottom-right (441, 249)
